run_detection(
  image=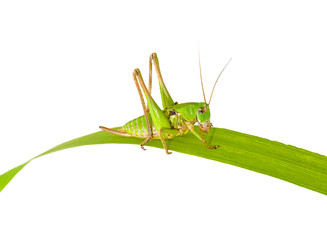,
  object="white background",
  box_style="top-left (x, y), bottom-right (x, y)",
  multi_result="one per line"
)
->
top-left (0, 0), bottom-right (327, 239)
